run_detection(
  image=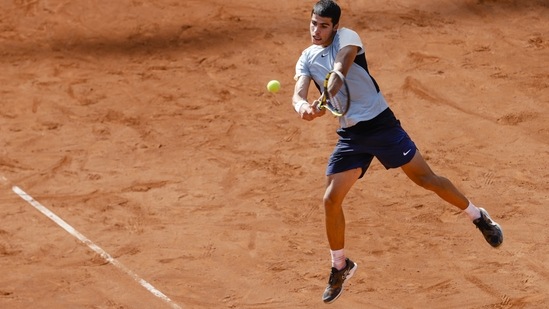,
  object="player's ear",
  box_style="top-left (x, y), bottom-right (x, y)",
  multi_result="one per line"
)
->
top-left (333, 22), bottom-right (339, 30)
